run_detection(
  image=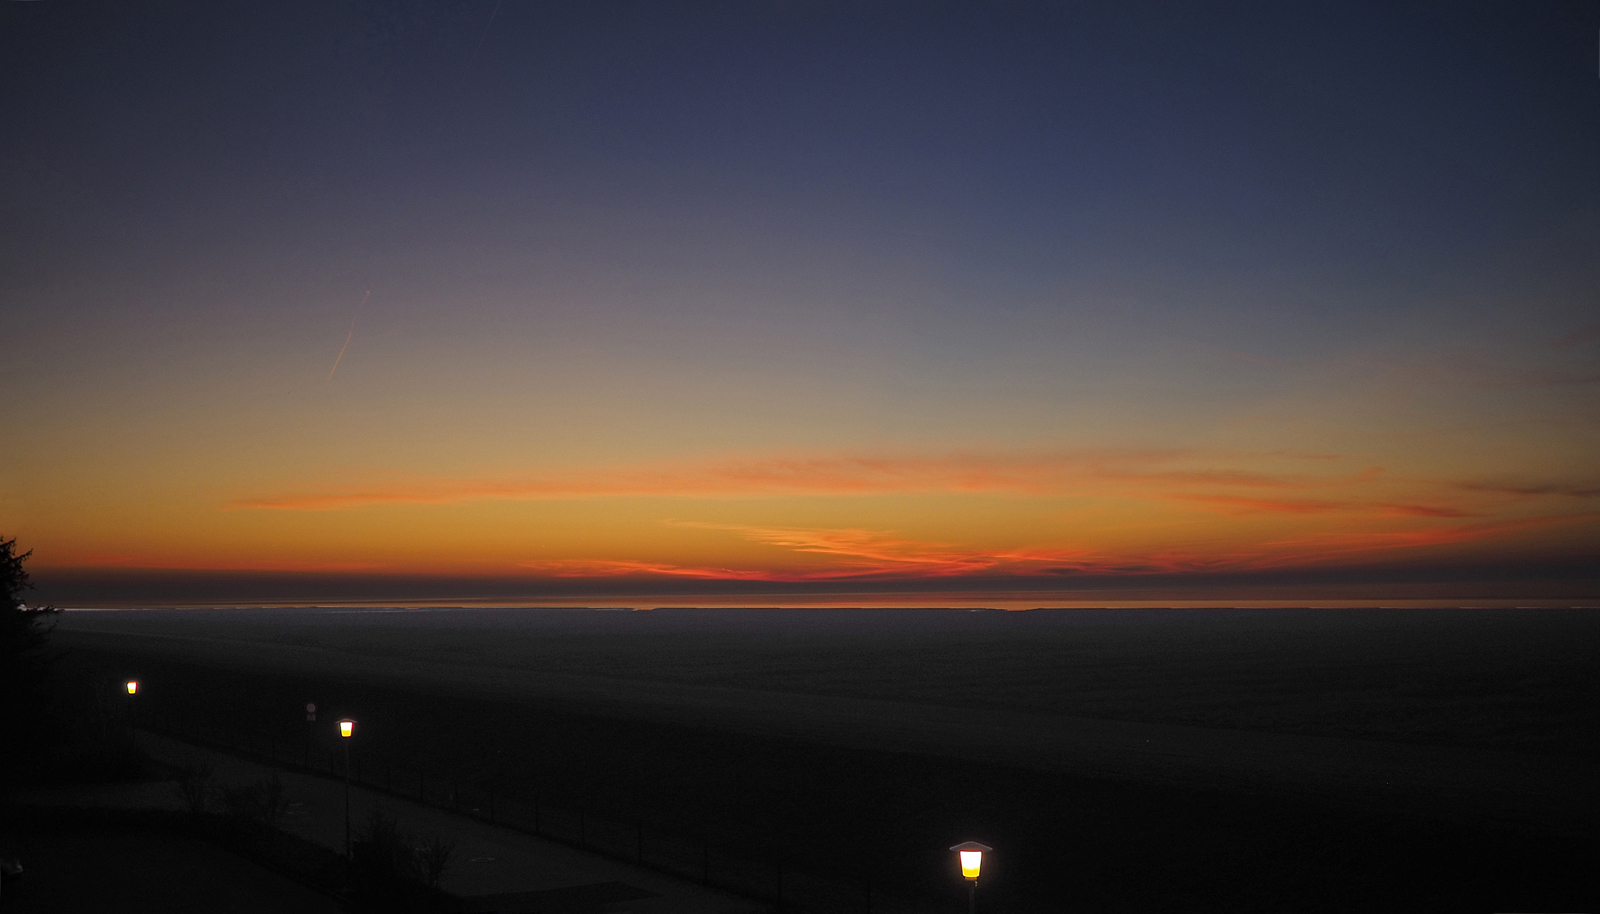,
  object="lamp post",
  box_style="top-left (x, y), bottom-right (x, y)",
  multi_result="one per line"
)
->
top-left (339, 719), bottom-right (355, 855)
top-left (124, 680), bottom-right (139, 727)
top-left (949, 842), bottom-right (991, 914)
